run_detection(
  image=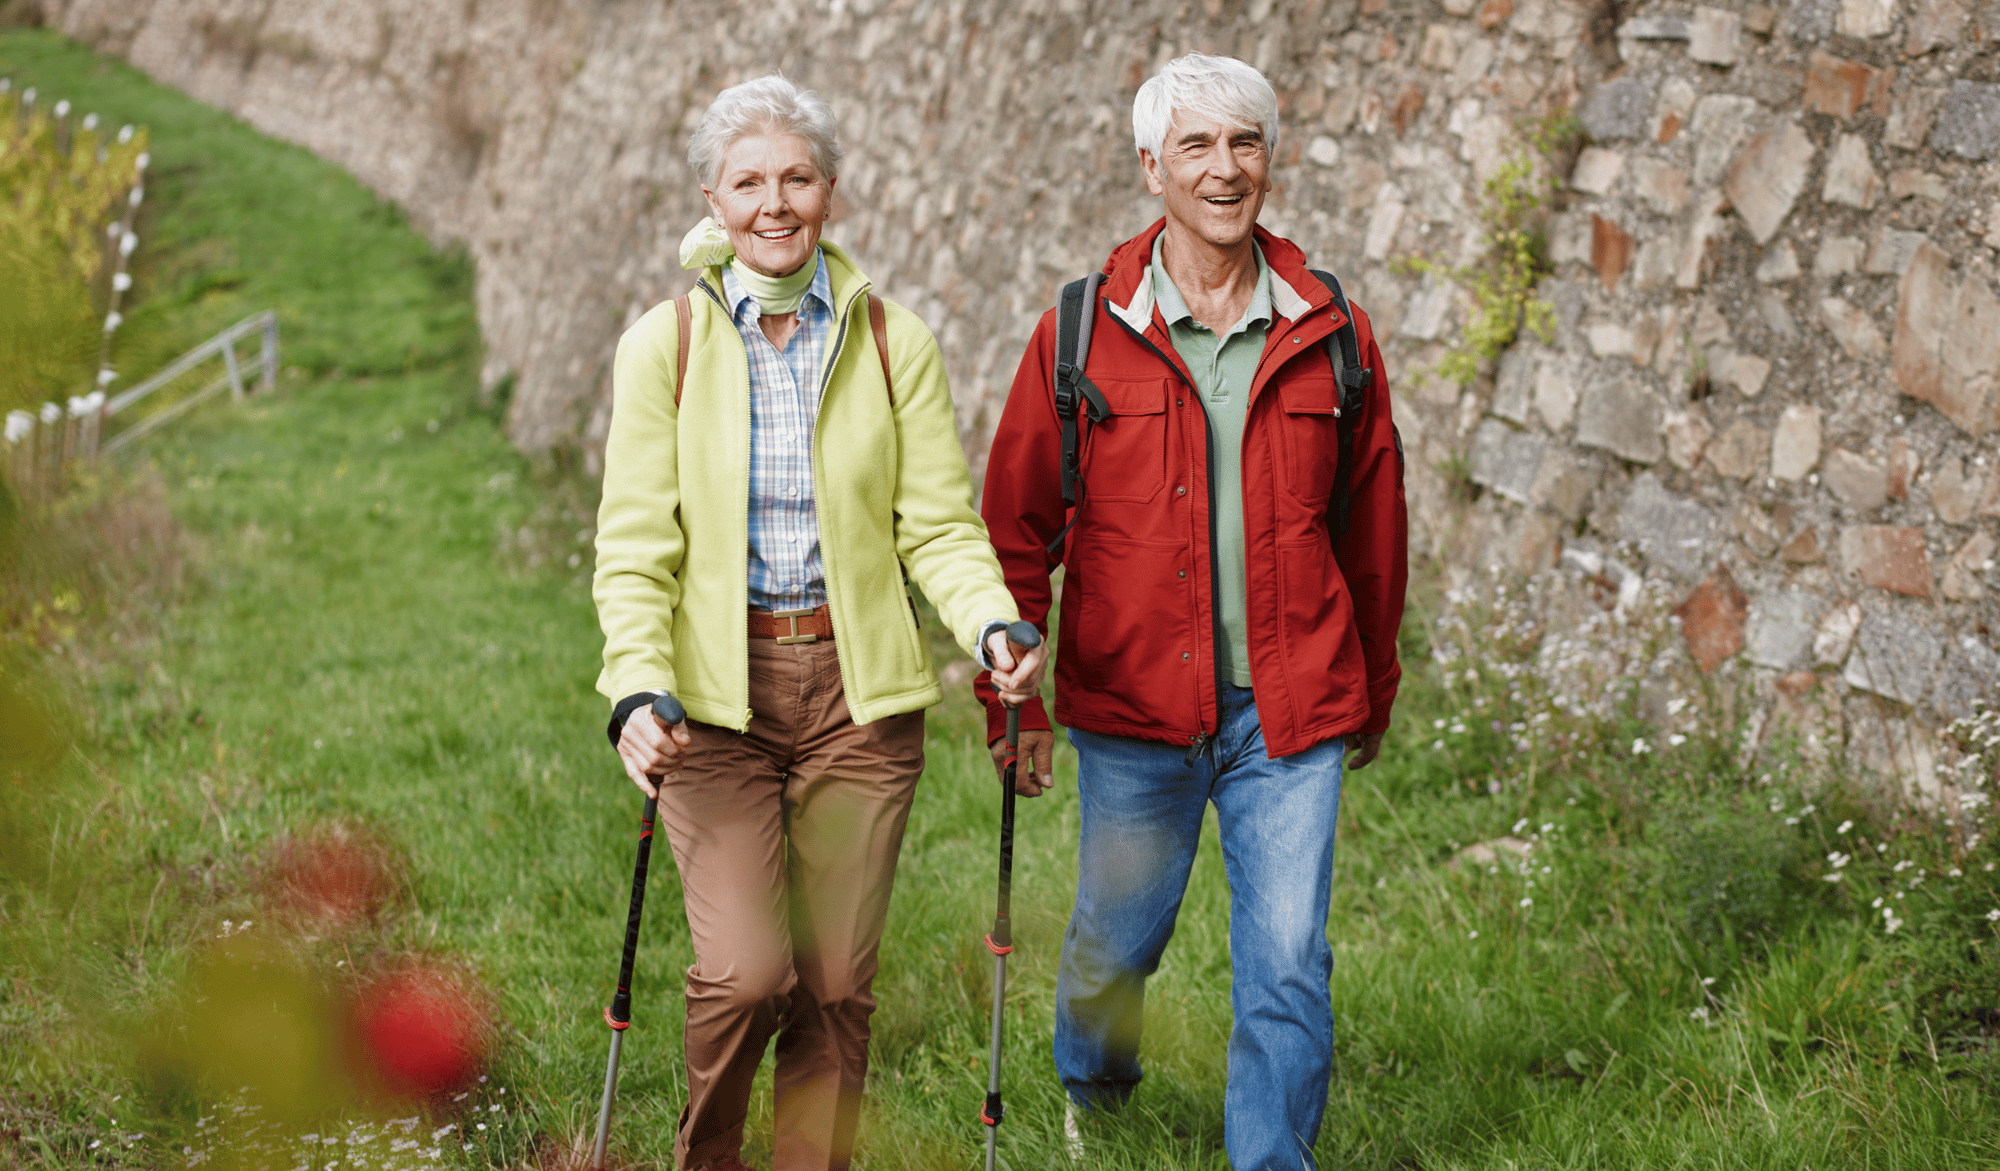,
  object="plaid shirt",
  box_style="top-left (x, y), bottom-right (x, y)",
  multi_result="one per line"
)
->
top-left (723, 255), bottom-right (836, 612)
